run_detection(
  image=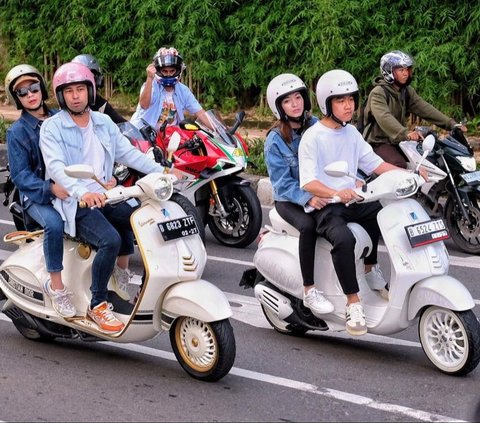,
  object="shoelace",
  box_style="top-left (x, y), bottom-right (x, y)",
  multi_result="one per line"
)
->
top-left (52, 289), bottom-right (74, 306)
top-left (95, 303), bottom-right (118, 323)
top-left (348, 304), bottom-right (365, 322)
